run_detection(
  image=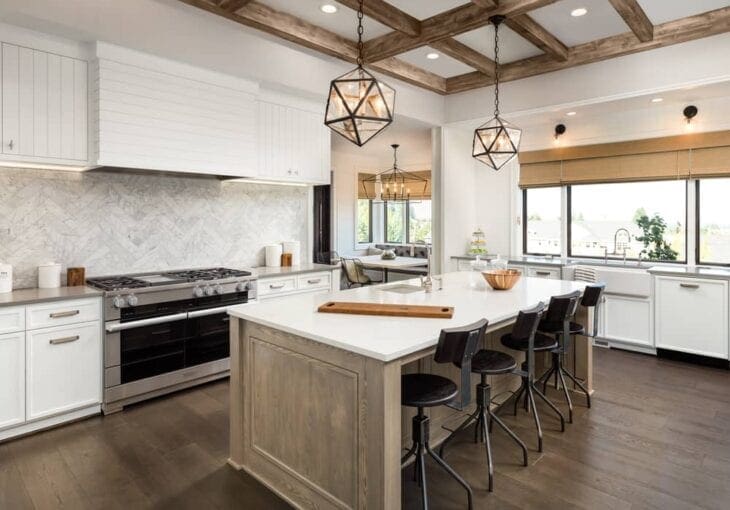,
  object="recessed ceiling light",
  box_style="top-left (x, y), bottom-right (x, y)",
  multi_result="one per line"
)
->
top-left (571, 7), bottom-right (588, 17)
top-left (566, 111), bottom-right (577, 116)
top-left (651, 97), bottom-right (664, 103)
top-left (426, 52), bottom-right (440, 60)
top-left (320, 4), bottom-right (338, 14)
